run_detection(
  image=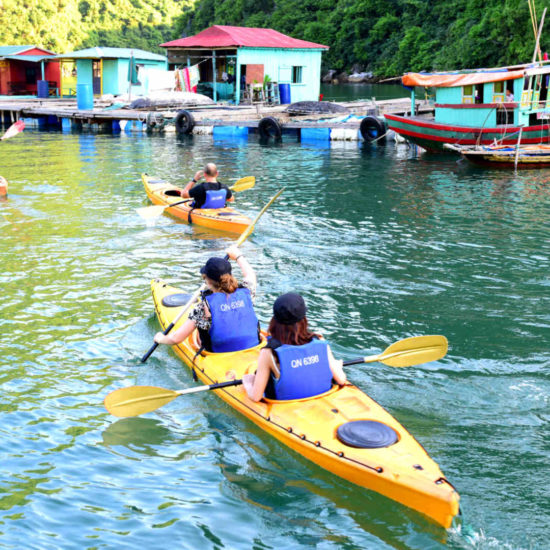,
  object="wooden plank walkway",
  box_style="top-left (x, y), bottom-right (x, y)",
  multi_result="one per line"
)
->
top-left (0, 96), bottom-right (433, 131)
